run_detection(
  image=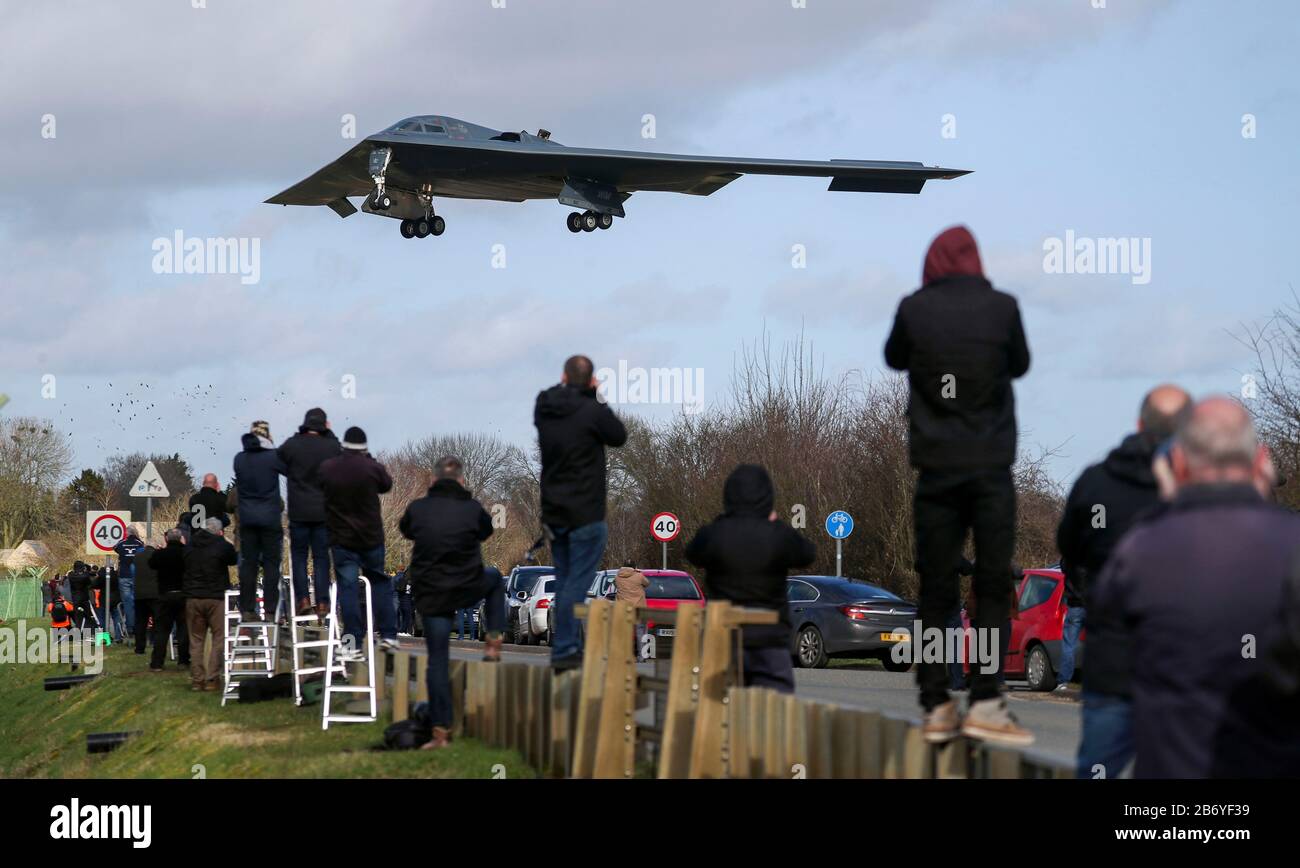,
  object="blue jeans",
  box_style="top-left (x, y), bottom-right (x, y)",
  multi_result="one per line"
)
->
top-left (290, 521), bottom-right (331, 605)
top-left (548, 521), bottom-right (608, 663)
top-left (332, 544), bottom-right (395, 645)
top-left (120, 577), bottom-right (136, 633)
top-left (1076, 691), bottom-right (1134, 779)
top-left (398, 595), bottom-right (414, 634)
top-left (422, 569), bottom-right (506, 728)
top-left (455, 608), bottom-right (475, 639)
top-left (1058, 606), bottom-right (1085, 684)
